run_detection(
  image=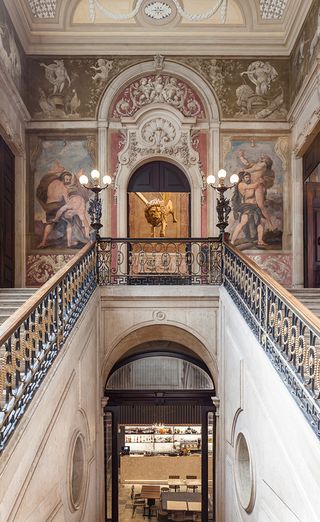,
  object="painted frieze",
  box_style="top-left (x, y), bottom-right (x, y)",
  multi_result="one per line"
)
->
top-left (27, 56), bottom-right (139, 119)
top-left (290, 0), bottom-right (320, 103)
top-left (26, 55), bottom-right (290, 121)
top-left (0, 0), bottom-right (25, 96)
top-left (181, 57), bottom-right (289, 121)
